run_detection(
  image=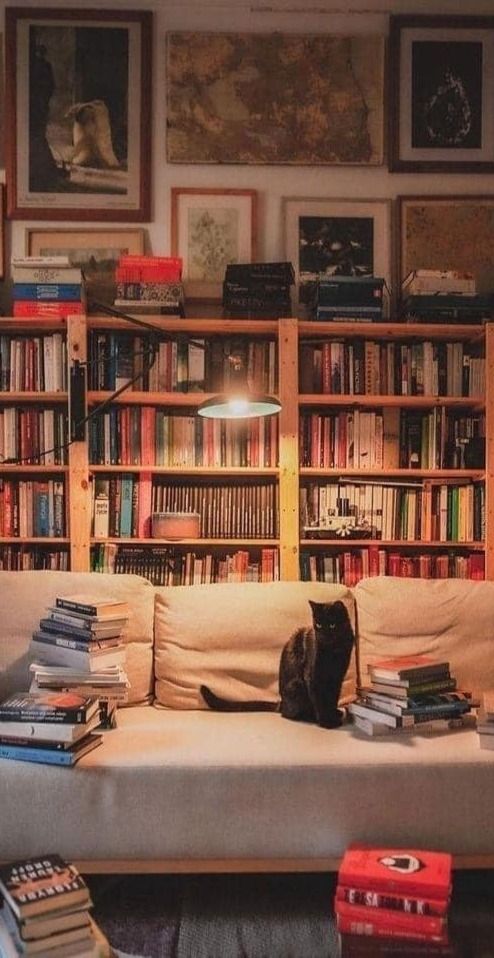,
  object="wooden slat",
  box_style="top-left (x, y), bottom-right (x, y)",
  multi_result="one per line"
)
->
top-left (485, 323), bottom-right (494, 579)
top-left (67, 315), bottom-right (90, 571)
top-left (278, 318), bottom-right (299, 581)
